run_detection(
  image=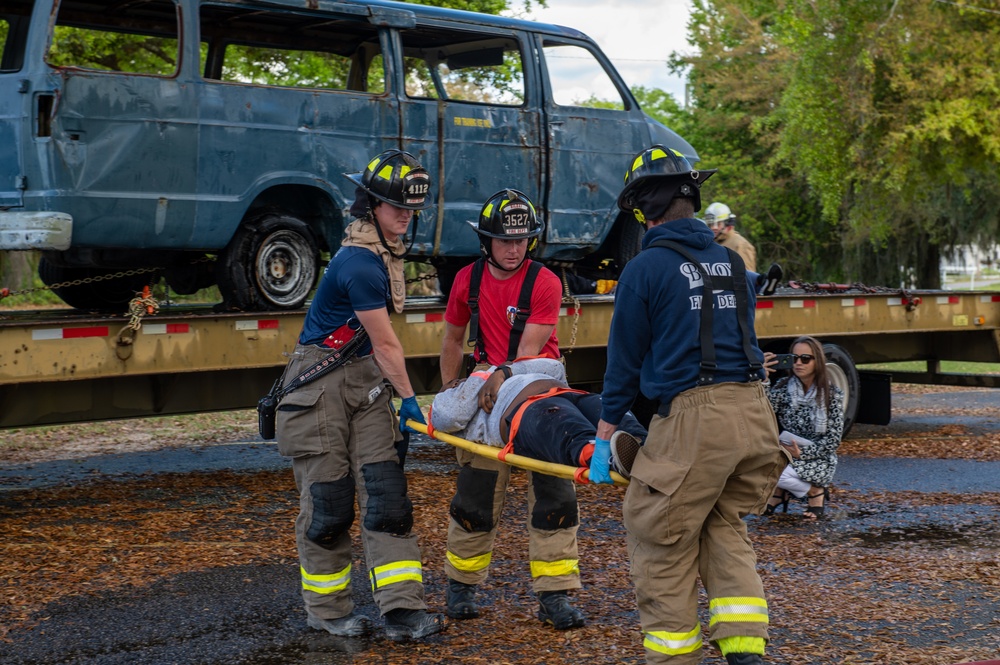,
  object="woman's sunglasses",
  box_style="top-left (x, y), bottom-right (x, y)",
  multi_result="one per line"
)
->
top-left (792, 354), bottom-right (815, 364)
